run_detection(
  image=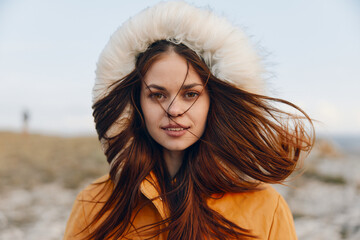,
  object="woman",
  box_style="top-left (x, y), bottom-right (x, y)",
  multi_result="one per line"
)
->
top-left (64, 2), bottom-right (314, 239)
